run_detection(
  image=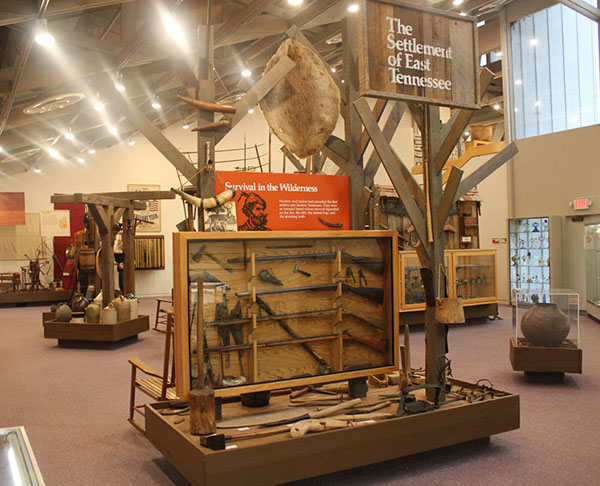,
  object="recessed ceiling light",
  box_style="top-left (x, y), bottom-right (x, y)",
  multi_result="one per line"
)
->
top-left (35, 19), bottom-right (55, 46)
top-left (182, 122), bottom-right (190, 129)
top-left (151, 95), bottom-right (161, 110)
top-left (114, 73), bottom-right (125, 92)
top-left (127, 139), bottom-right (135, 146)
top-left (49, 148), bottom-right (60, 159)
top-left (347, 4), bottom-right (359, 13)
top-left (248, 108), bottom-right (254, 114)
top-left (77, 157), bottom-right (85, 163)
top-left (88, 147), bottom-right (96, 155)
top-left (288, 0), bottom-right (303, 5)
top-left (493, 103), bottom-right (501, 110)
top-left (241, 68), bottom-right (252, 78)
top-left (33, 166), bottom-right (41, 173)
top-left (65, 130), bottom-right (75, 141)
top-left (331, 67), bottom-right (336, 73)
top-left (93, 100), bottom-right (105, 111)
